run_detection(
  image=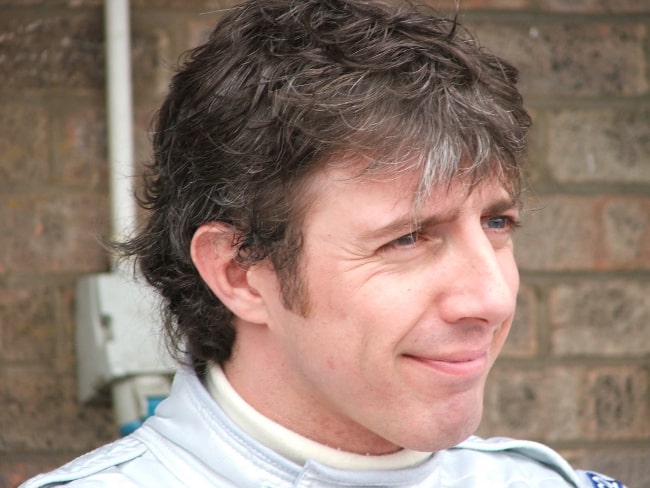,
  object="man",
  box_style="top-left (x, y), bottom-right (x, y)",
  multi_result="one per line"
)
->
top-left (23, 1), bottom-right (626, 486)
